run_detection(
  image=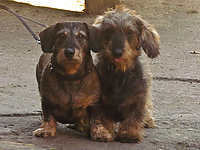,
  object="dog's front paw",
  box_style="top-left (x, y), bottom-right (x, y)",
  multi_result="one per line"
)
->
top-left (90, 124), bottom-right (114, 142)
top-left (116, 129), bottom-right (143, 143)
top-left (33, 127), bottom-right (56, 137)
top-left (143, 117), bottom-right (156, 128)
